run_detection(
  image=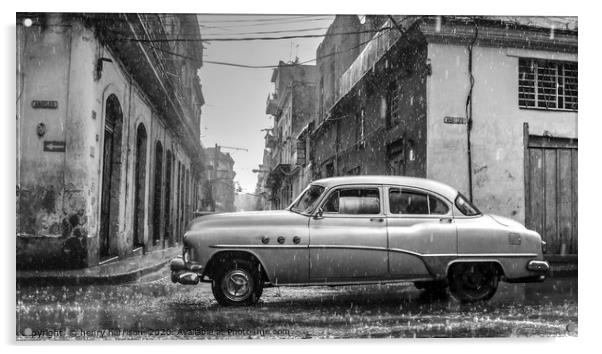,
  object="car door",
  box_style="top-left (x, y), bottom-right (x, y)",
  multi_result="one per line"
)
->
top-left (309, 185), bottom-right (388, 282)
top-left (386, 185), bottom-right (457, 279)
